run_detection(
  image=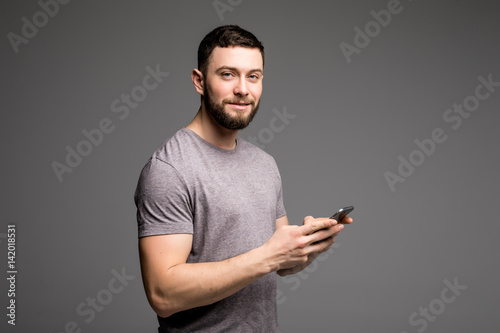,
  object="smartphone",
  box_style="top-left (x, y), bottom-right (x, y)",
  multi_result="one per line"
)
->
top-left (330, 206), bottom-right (354, 223)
